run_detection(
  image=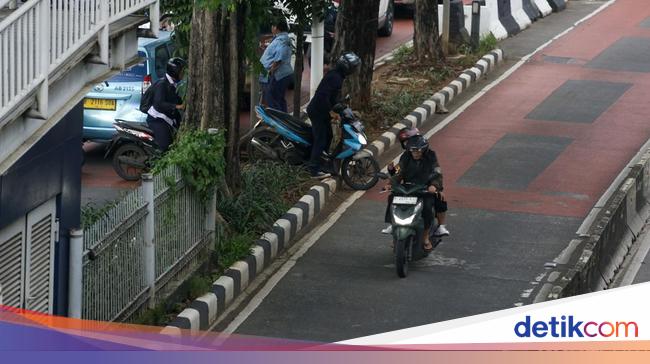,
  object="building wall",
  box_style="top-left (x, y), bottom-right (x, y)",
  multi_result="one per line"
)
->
top-left (0, 102), bottom-right (82, 315)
